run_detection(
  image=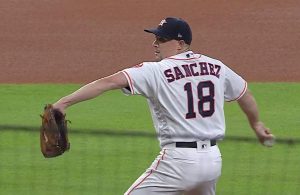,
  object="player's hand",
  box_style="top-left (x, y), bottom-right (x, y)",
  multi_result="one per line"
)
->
top-left (253, 121), bottom-right (275, 146)
top-left (52, 102), bottom-right (66, 115)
